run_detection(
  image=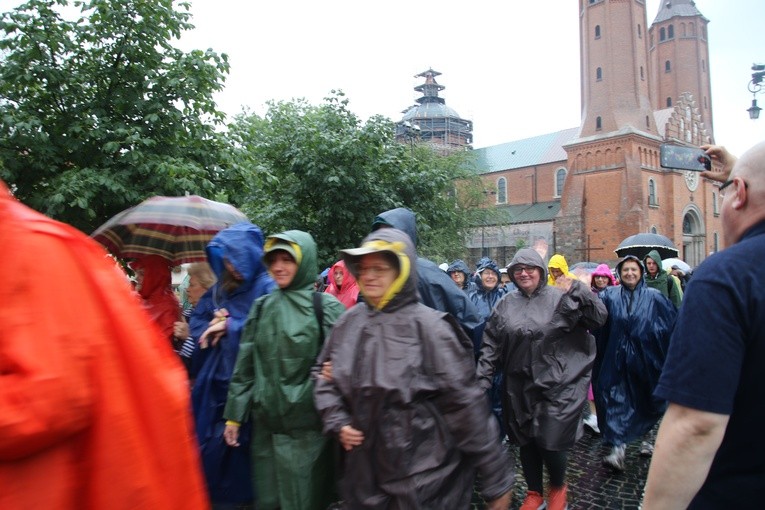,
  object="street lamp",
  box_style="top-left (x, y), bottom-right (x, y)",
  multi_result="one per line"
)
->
top-left (747, 63), bottom-right (764, 120)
